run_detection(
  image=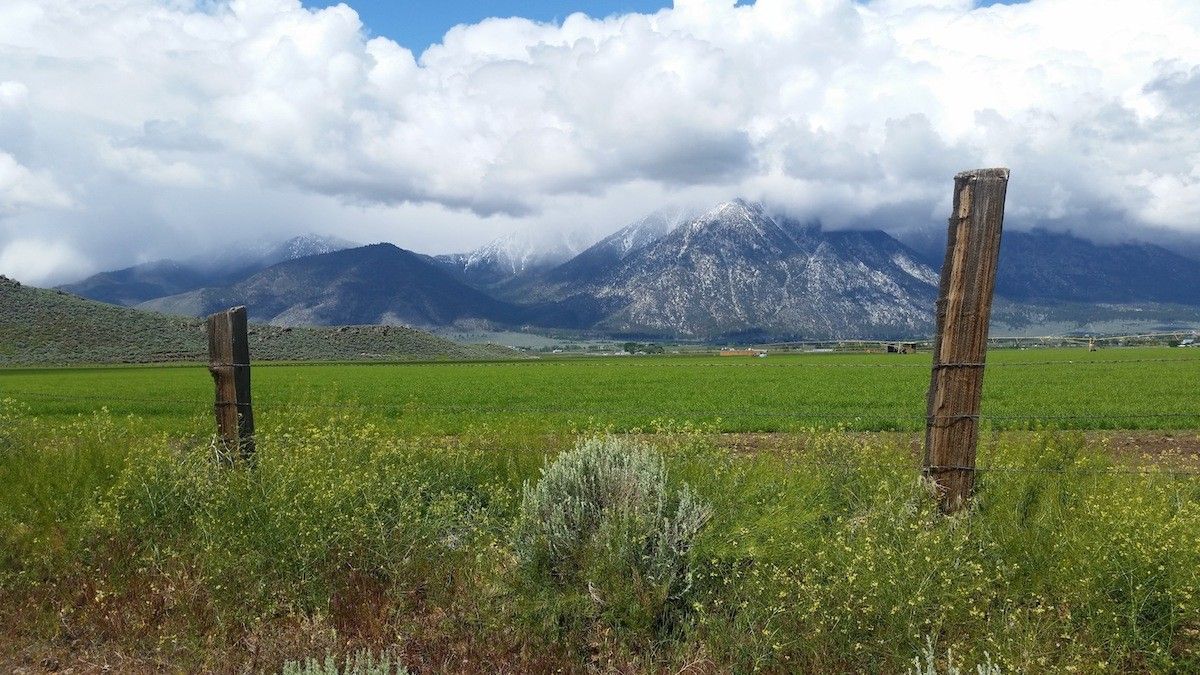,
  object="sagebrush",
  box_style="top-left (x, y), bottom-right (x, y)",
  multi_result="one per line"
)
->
top-left (512, 436), bottom-right (711, 641)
